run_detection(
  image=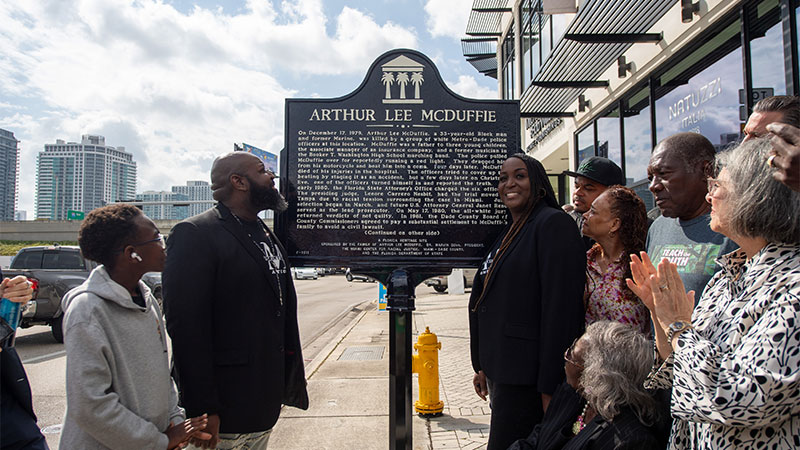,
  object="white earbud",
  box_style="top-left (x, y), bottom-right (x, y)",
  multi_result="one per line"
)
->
top-left (131, 252), bottom-right (142, 262)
